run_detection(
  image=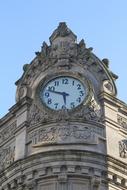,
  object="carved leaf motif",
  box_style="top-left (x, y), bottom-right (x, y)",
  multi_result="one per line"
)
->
top-left (29, 104), bottom-right (51, 125)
